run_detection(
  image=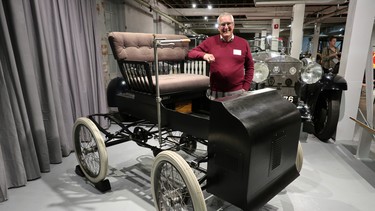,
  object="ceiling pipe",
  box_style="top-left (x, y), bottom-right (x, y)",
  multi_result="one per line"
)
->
top-left (256, 0), bottom-right (348, 6)
top-left (132, 0), bottom-right (197, 34)
top-left (303, 6), bottom-right (348, 26)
